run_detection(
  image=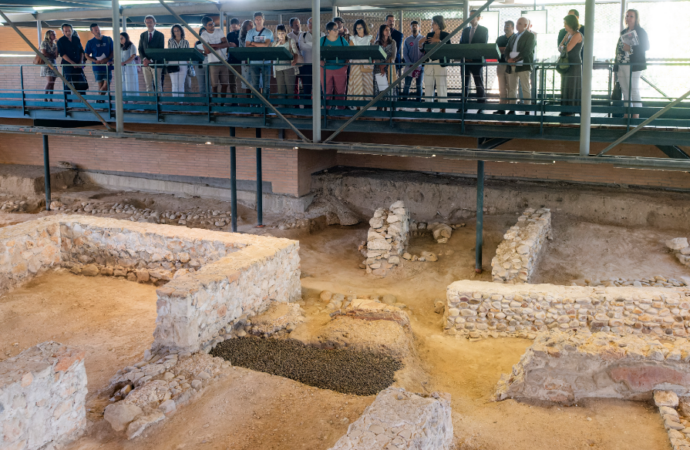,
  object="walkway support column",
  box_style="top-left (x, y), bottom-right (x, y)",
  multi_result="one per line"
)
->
top-left (463, 0), bottom-right (470, 23)
top-left (579, 0), bottom-right (595, 156)
top-left (256, 128), bottom-right (263, 227)
top-left (36, 15), bottom-right (41, 44)
top-left (475, 160), bottom-right (484, 273)
top-left (43, 135), bottom-right (51, 211)
top-left (312, 0), bottom-right (321, 142)
top-left (230, 127), bottom-right (237, 232)
top-left (112, 0), bottom-right (124, 133)
top-left (620, 0), bottom-right (627, 31)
